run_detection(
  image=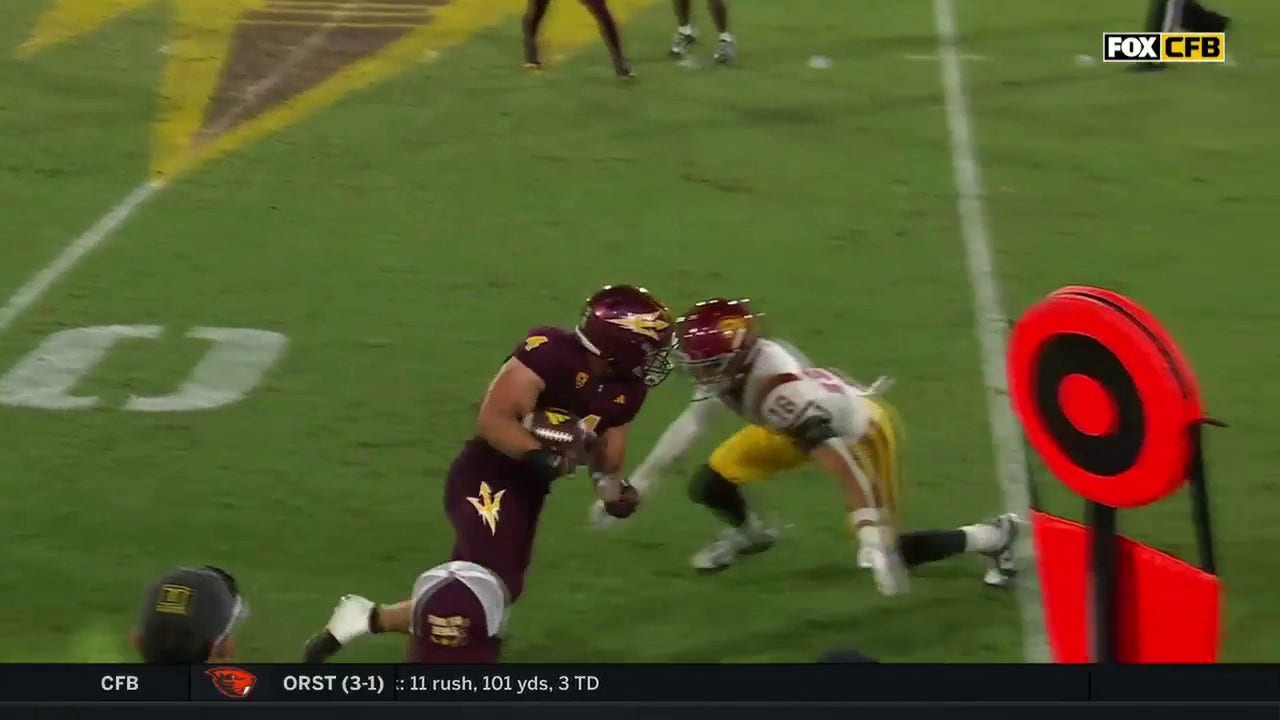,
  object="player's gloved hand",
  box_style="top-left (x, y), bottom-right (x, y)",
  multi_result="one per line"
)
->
top-left (302, 594), bottom-right (375, 663)
top-left (863, 543), bottom-right (910, 597)
top-left (589, 472), bottom-right (653, 529)
top-left (854, 521), bottom-right (909, 597)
